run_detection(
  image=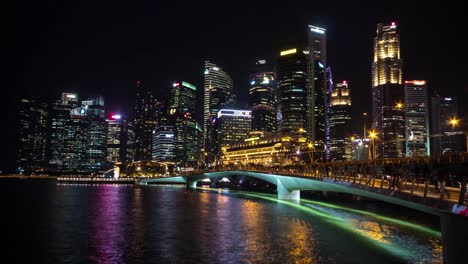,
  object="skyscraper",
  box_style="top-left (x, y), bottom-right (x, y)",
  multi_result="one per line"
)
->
top-left (16, 98), bottom-right (48, 174)
top-left (329, 81), bottom-right (352, 161)
top-left (169, 81), bottom-right (198, 167)
top-left (249, 60), bottom-right (277, 134)
top-left (431, 94), bottom-right (467, 155)
top-left (371, 22), bottom-right (405, 158)
top-left (134, 81), bottom-right (160, 161)
top-left (152, 112), bottom-right (176, 163)
top-left (307, 25), bottom-right (327, 144)
top-left (106, 114), bottom-right (133, 166)
top-left (404, 80), bottom-right (430, 157)
top-left (61, 96), bottom-right (107, 173)
top-left (277, 48), bottom-right (308, 134)
top-left (82, 96), bottom-right (107, 172)
top-left (47, 93), bottom-right (79, 172)
top-left (213, 109), bottom-right (252, 160)
top-left (203, 61), bottom-right (235, 160)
